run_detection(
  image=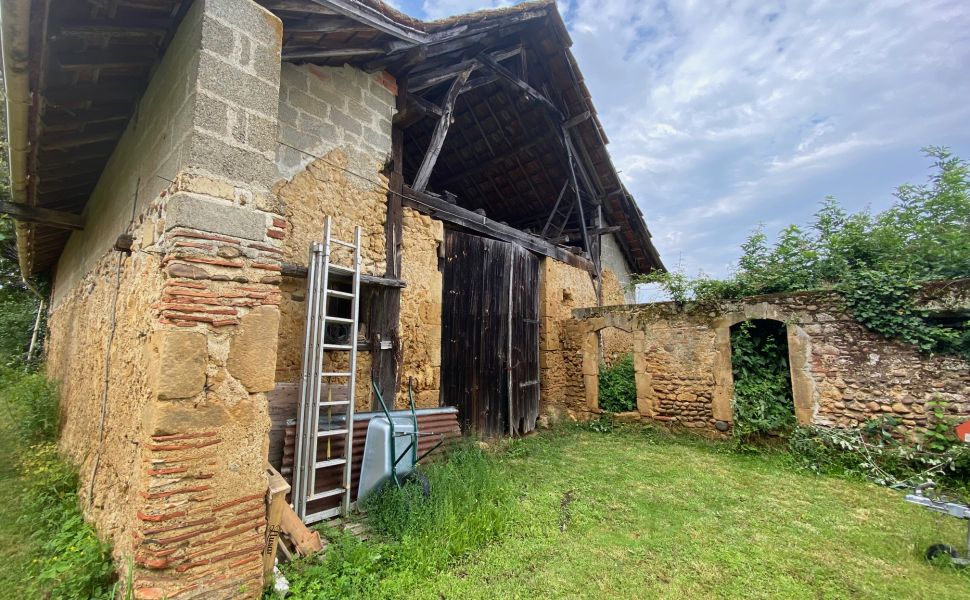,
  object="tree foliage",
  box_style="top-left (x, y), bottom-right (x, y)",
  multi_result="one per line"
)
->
top-left (636, 147), bottom-right (970, 357)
